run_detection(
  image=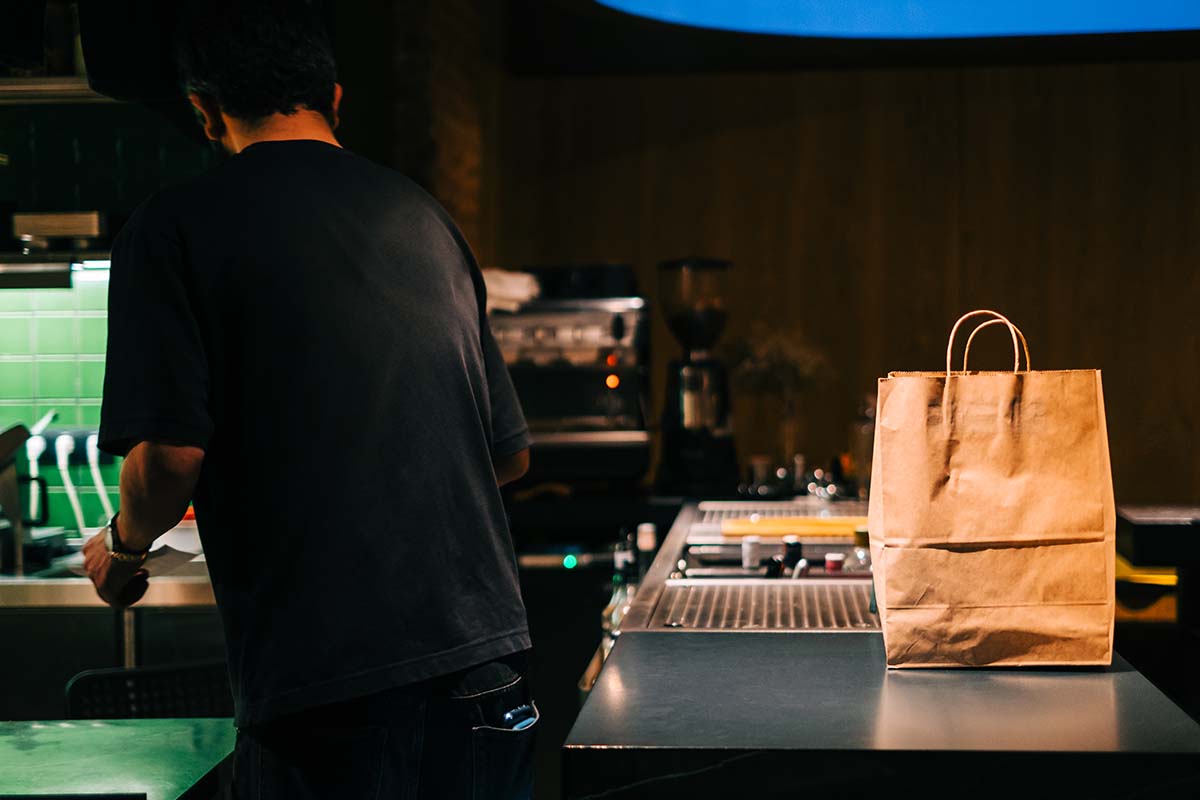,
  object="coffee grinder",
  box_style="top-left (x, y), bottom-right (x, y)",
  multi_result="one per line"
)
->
top-left (655, 257), bottom-right (739, 496)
